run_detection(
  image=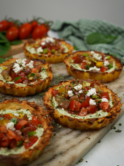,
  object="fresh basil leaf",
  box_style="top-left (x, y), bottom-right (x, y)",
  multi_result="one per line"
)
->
top-left (108, 63), bottom-right (113, 69)
top-left (0, 42), bottom-right (10, 56)
top-left (85, 65), bottom-right (90, 70)
top-left (28, 131), bottom-right (36, 137)
top-left (15, 76), bottom-right (21, 81)
top-left (11, 118), bottom-right (17, 125)
top-left (0, 32), bottom-right (8, 43)
top-left (0, 58), bottom-right (6, 63)
top-left (87, 32), bottom-right (117, 44)
top-left (10, 40), bottom-right (23, 45)
top-left (73, 45), bottom-right (78, 50)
